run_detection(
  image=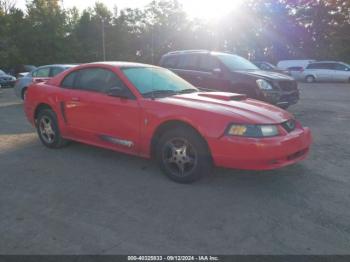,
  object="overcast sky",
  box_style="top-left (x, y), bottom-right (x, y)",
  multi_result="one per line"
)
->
top-left (16, 0), bottom-right (243, 19)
